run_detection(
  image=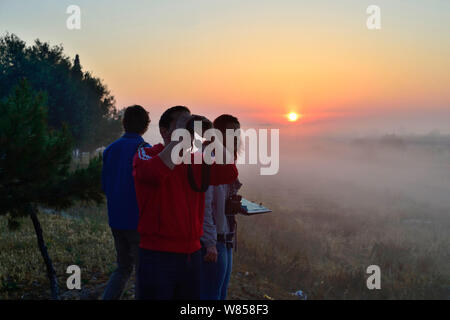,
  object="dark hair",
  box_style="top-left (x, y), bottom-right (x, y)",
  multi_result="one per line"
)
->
top-left (213, 114), bottom-right (241, 159)
top-left (159, 105), bottom-right (191, 129)
top-left (122, 105), bottom-right (150, 134)
top-left (213, 114), bottom-right (240, 135)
